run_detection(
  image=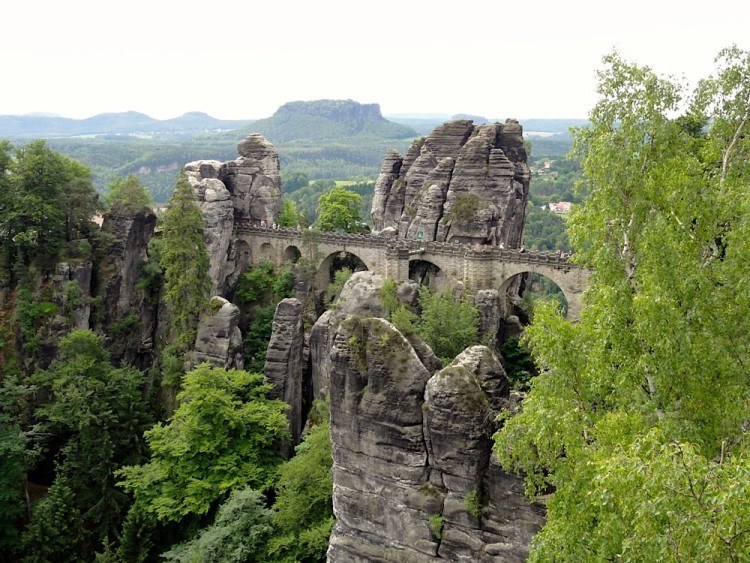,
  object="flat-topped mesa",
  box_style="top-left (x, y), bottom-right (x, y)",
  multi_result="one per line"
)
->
top-left (372, 119), bottom-right (530, 248)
